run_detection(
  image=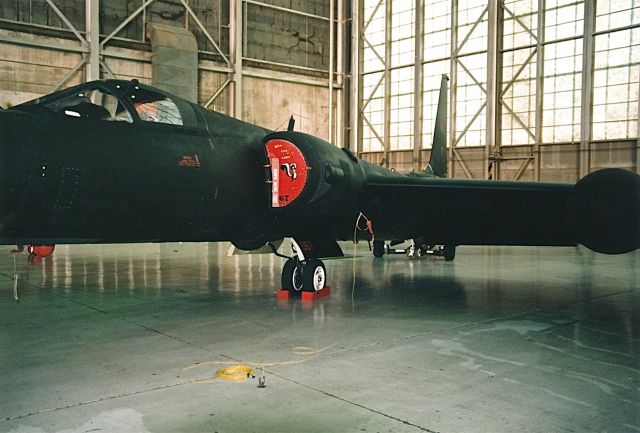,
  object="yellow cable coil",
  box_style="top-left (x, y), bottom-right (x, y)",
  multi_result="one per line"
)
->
top-left (214, 365), bottom-right (255, 381)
